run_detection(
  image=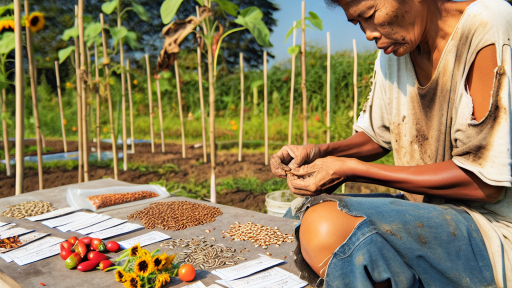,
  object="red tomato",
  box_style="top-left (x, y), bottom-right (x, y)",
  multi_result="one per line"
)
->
top-left (60, 248), bottom-right (73, 260)
top-left (178, 264), bottom-right (196, 282)
top-left (106, 241), bottom-right (120, 252)
top-left (79, 237), bottom-right (92, 245)
top-left (60, 241), bottom-right (73, 251)
top-left (68, 236), bottom-right (78, 245)
top-left (88, 251), bottom-right (108, 263)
